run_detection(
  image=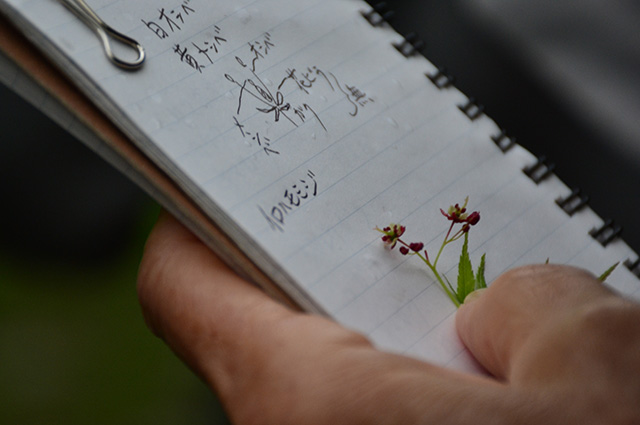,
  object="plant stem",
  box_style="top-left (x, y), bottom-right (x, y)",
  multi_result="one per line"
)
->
top-left (415, 251), bottom-right (460, 307)
top-left (433, 222), bottom-right (455, 268)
